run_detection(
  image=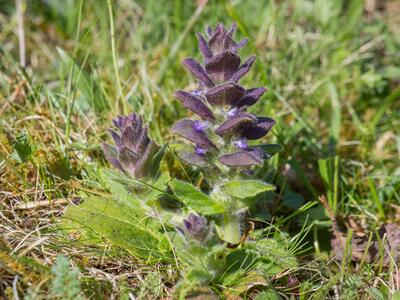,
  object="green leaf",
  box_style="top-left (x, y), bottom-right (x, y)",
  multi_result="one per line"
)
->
top-left (289, 159), bottom-right (318, 199)
top-left (254, 290), bottom-right (281, 300)
top-left (63, 197), bottom-right (169, 260)
top-left (50, 255), bottom-right (82, 300)
top-left (100, 168), bottom-right (169, 205)
top-left (224, 249), bottom-right (260, 274)
top-left (184, 268), bottom-right (211, 284)
top-left (150, 144), bottom-right (167, 178)
top-left (169, 179), bottom-right (224, 215)
top-left (366, 287), bottom-right (385, 300)
top-left (222, 180), bottom-right (275, 199)
top-left (318, 156), bottom-right (340, 214)
top-left (392, 291), bottom-right (400, 300)
top-left (215, 213), bottom-right (242, 244)
top-left (11, 132), bottom-right (35, 163)
top-left (101, 172), bottom-right (143, 210)
top-left (327, 81), bottom-right (341, 153)
top-left (282, 192), bottom-right (304, 209)
top-left (252, 238), bottom-right (297, 276)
